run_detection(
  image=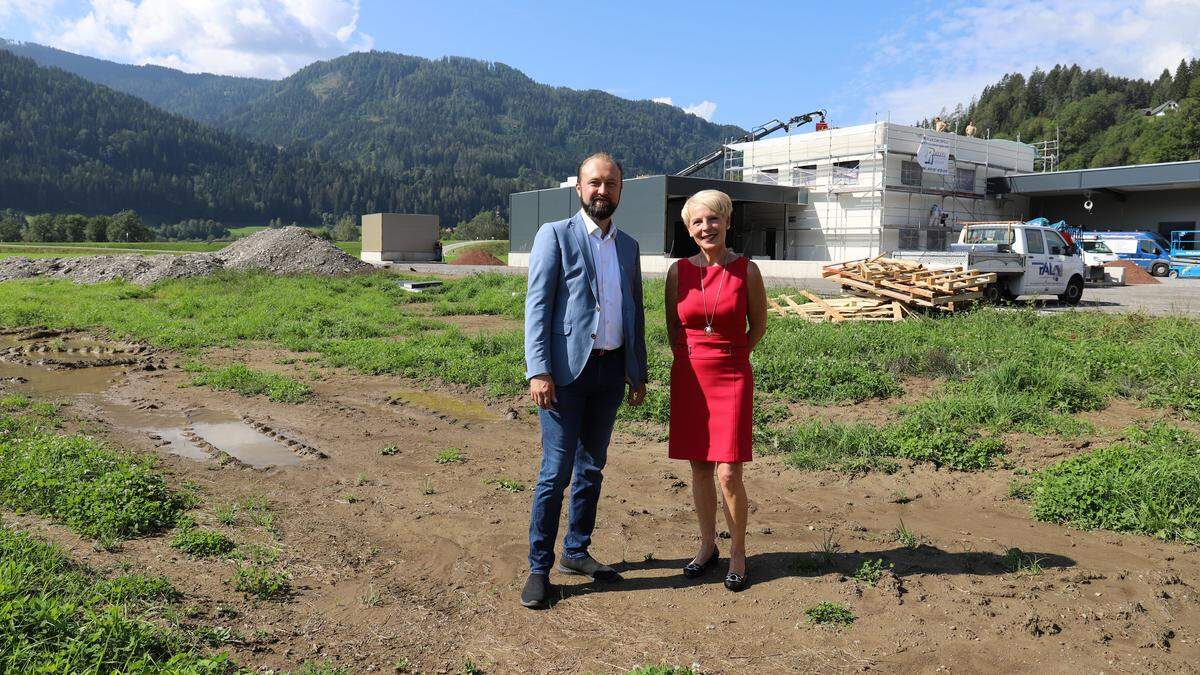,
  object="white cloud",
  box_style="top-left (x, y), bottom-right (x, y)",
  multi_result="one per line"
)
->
top-left (866, 0), bottom-right (1200, 124)
top-left (650, 96), bottom-right (718, 121)
top-left (35, 0), bottom-right (372, 78)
